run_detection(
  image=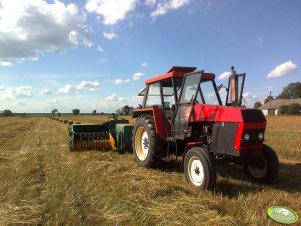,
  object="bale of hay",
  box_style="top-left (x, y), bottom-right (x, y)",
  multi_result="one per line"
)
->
top-left (68, 121), bottom-right (73, 125)
top-left (64, 120), bottom-right (68, 124)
